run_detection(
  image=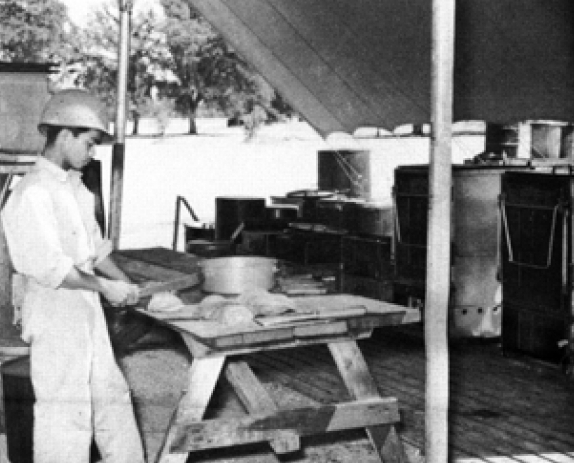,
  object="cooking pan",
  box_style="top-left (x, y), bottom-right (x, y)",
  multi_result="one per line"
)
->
top-left (286, 189), bottom-right (336, 221)
top-left (186, 240), bottom-right (235, 258)
top-left (266, 205), bottom-right (299, 221)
